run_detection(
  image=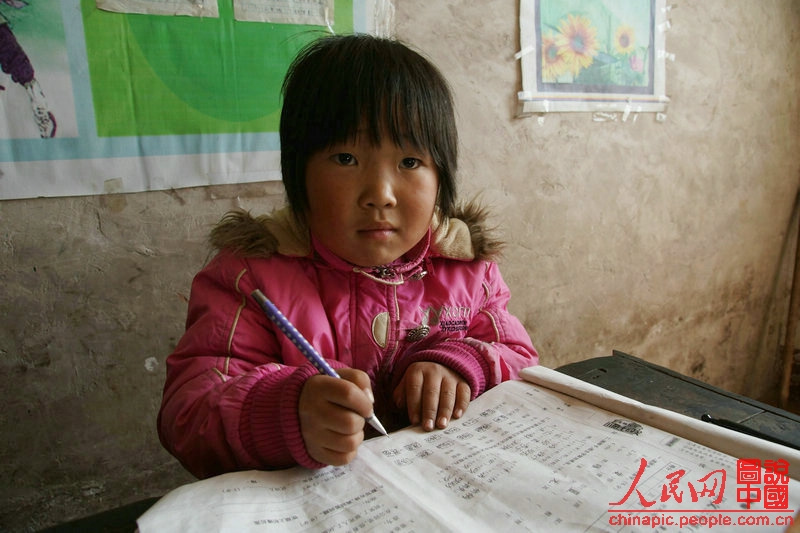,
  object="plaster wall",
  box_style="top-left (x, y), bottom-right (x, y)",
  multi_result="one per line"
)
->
top-left (1, 1), bottom-right (799, 530)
